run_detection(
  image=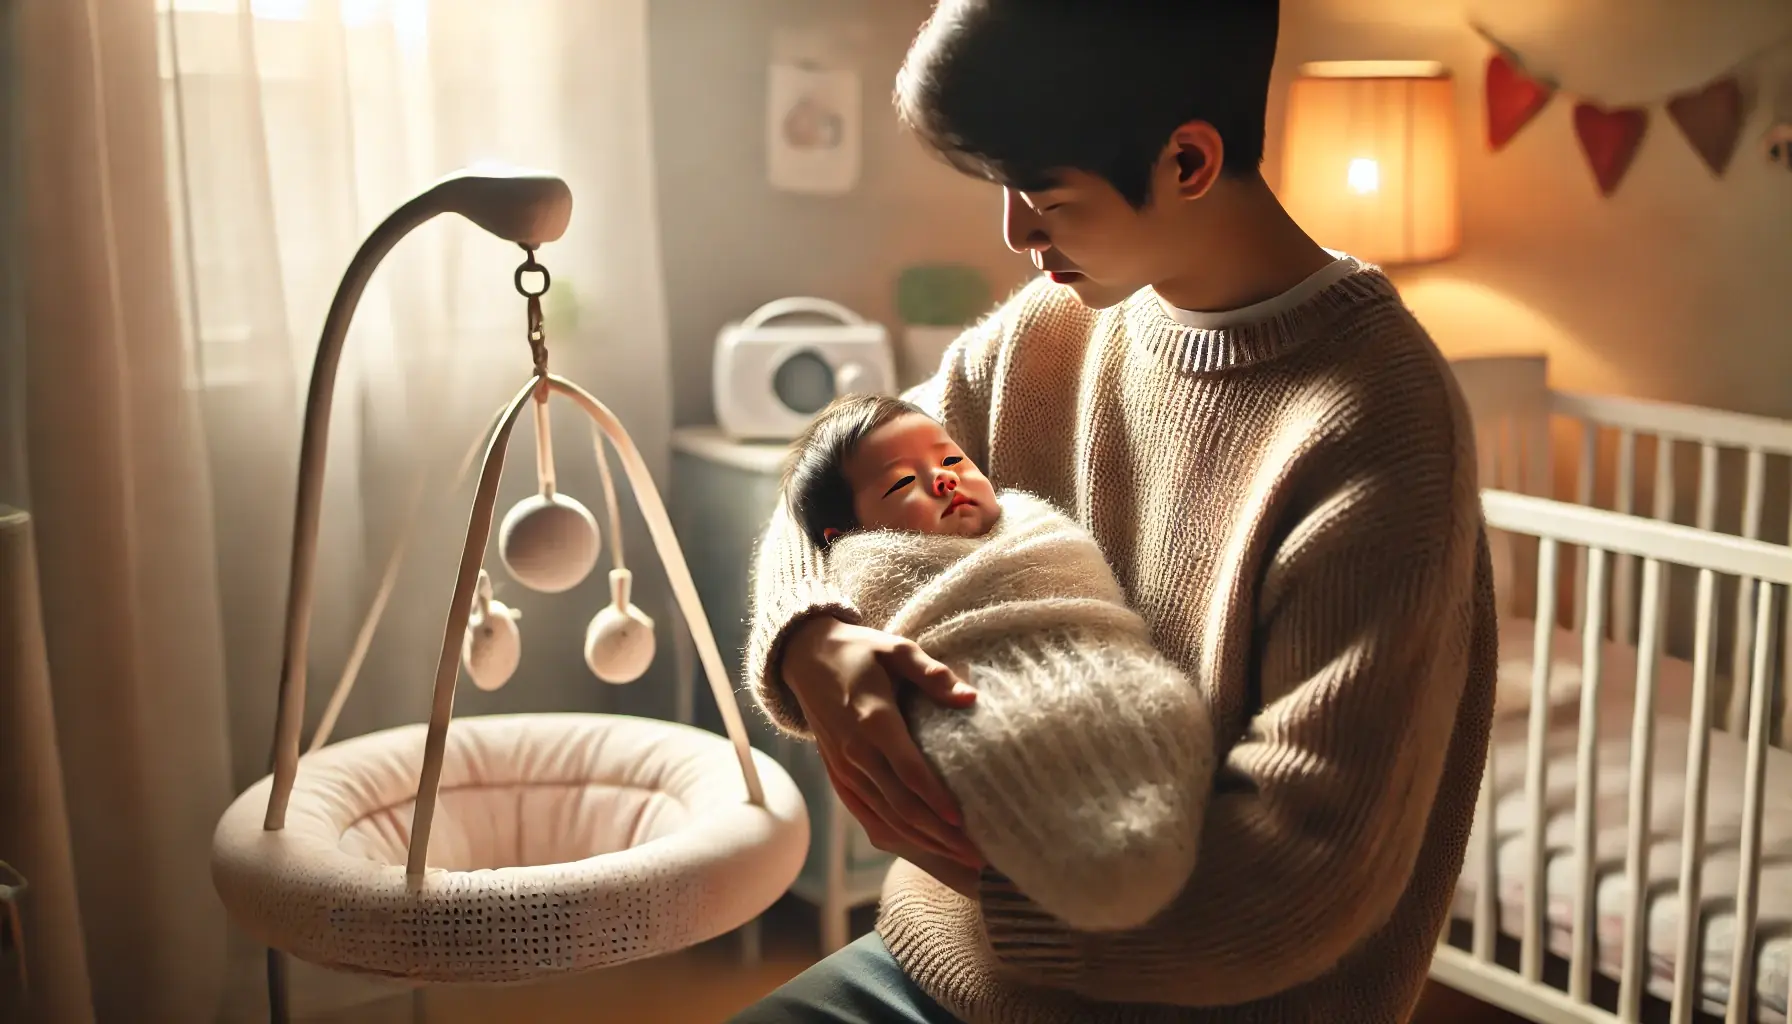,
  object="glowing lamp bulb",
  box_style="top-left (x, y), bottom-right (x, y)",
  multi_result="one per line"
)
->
top-left (1346, 158), bottom-right (1380, 195)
